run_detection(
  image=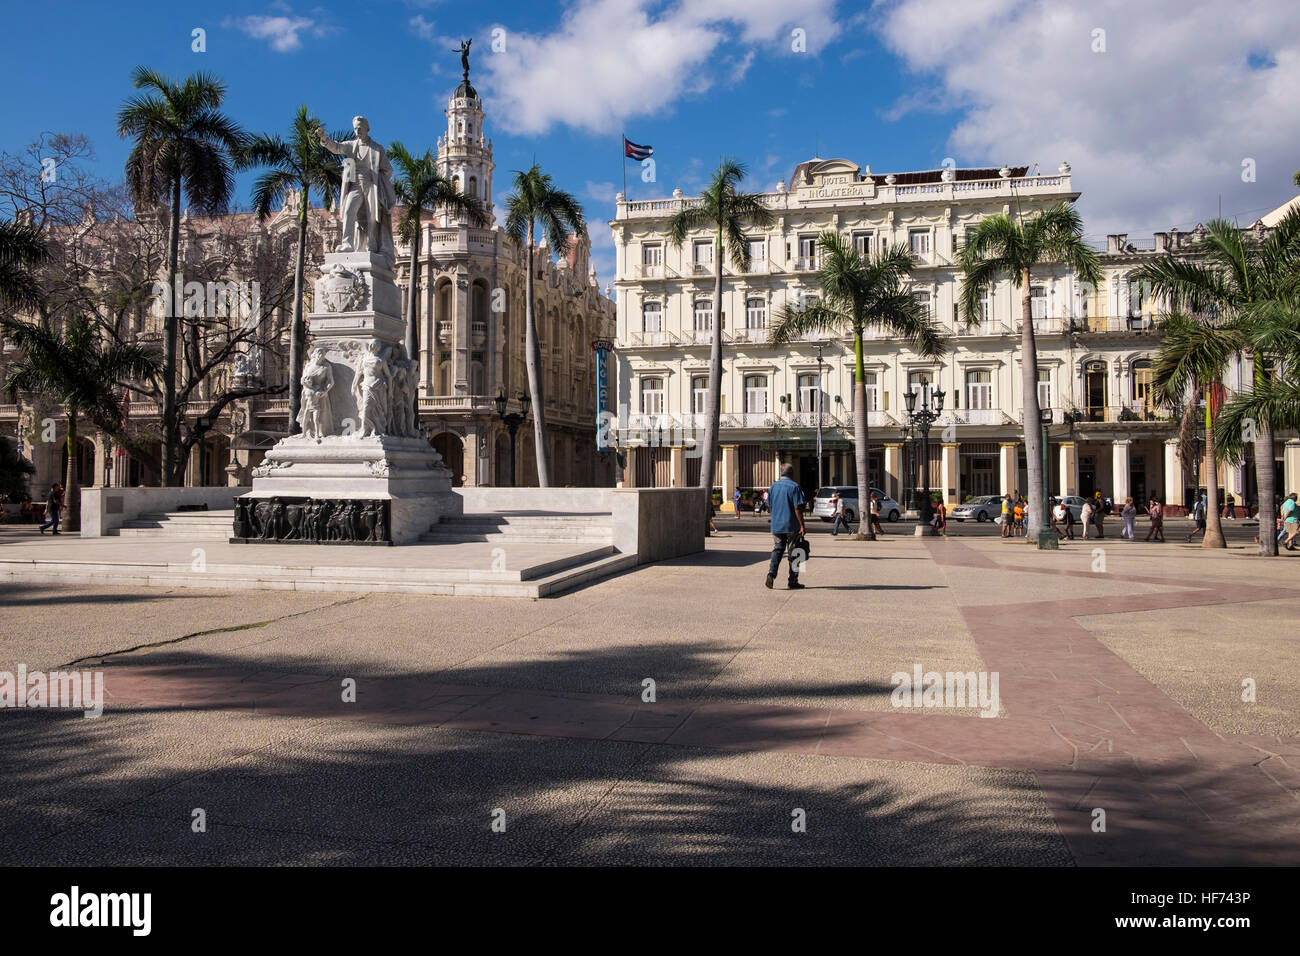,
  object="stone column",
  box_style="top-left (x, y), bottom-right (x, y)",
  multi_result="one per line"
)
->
top-left (941, 442), bottom-right (960, 505)
top-left (1111, 439), bottom-right (1131, 502)
top-left (622, 445), bottom-right (636, 487)
top-left (884, 443), bottom-right (901, 501)
top-left (1163, 438), bottom-right (1181, 506)
top-left (999, 442), bottom-right (1018, 497)
top-left (453, 271), bottom-right (470, 393)
top-left (722, 444), bottom-right (739, 511)
top-left (91, 433), bottom-right (109, 488)
top-left (1285, 440), bottom-right (1300, 498)
top-left (1058, 441), bottom-right (1076, 497)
